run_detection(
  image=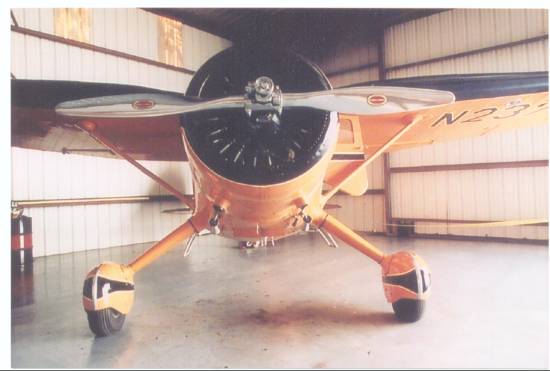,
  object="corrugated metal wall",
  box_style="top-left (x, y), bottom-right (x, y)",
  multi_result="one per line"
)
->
top-left (390, 126), bottom-right (549, 240)
top-left (315, 8), bottom-right (548, 241)
top-left (316, 39), bottom-right (380, 87)
top-left (385, 9), bottom-right (548, 78)
top-left (11, 8), bottom-right (231, 91)
top-left (11, 8), bottom-right (231, 256)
